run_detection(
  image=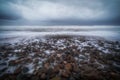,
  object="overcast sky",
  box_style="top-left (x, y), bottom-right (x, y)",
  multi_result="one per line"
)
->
top-left (0, 0), bottom-right (120, 25)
